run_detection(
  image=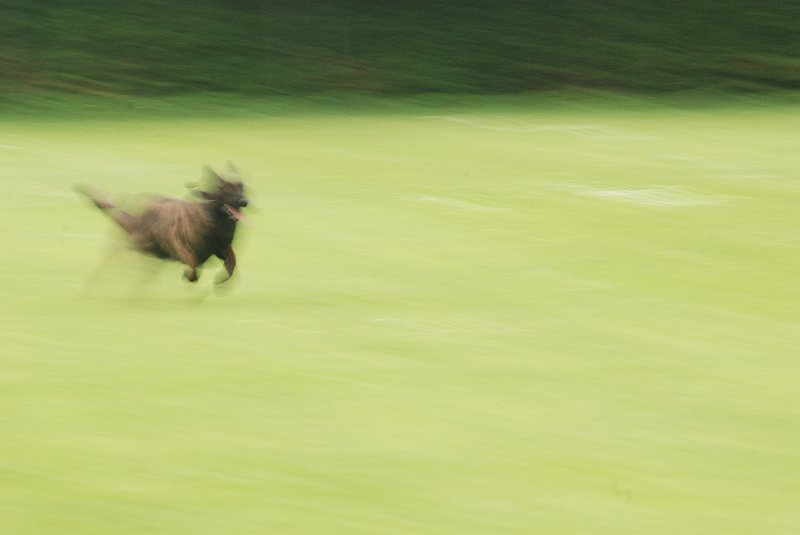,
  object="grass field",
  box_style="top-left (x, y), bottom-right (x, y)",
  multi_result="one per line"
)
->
top-left (2, 95), bottom-right (799, 534)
